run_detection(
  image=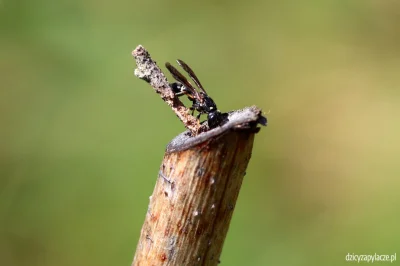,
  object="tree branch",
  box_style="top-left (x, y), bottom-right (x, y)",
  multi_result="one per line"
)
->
top-left (131, 45), bottom-right (267, 266)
